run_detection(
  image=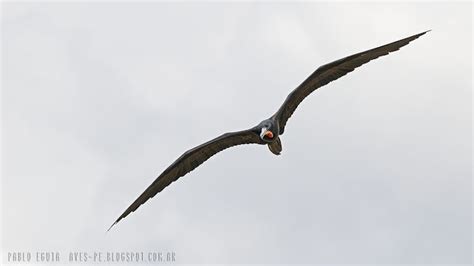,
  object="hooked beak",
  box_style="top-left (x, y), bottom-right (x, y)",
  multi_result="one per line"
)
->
top-left (260, 127), bottom-right (274, 139)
